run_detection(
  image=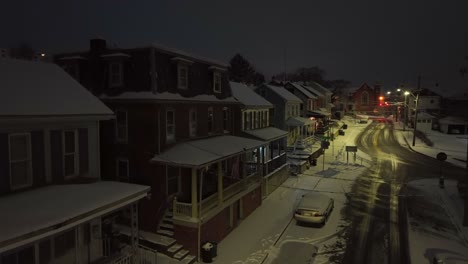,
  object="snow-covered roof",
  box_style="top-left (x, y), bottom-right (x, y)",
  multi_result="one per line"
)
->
top-left (151, 135), bottom-right (266, 168)
top-left (0, 58), bottom-right (114, 117)
top-left (148, 42), bottom-right (228, 68)
top-left (286, 116), bottom-right (315, 126)
top-left (302, 84), bottom-right (324, 97)
top-left (308, 82), bottom-right (332, 95)
top-left (0, 181), bottom-right (150, 252)
top-left (56, 55), bottom-right (87, 60)
top-left (438, 116), bottom-right (468, 124)
top-left (416, 112), bottom-right (435, 119)
top-left (230, 82), bottom-right (273, 108)
top-left (308, 109), bottom-right (331, 117)
top-left (244, 127), bottom-right (288, 141)
top-left (100, 52), bottom-right (131, 58)
top-left (100, 91), bottom-right (239, 104)
top-left (287, 82), bottom-right (317, 99)
top-left (263, 84), bottom-right (302, 103)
